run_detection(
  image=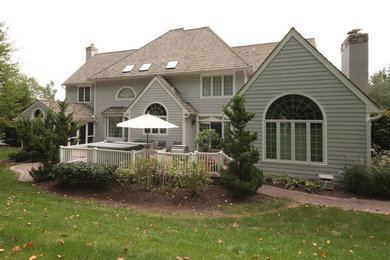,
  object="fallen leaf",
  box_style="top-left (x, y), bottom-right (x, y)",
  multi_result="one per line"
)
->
top-left (350, 234), bottom-right (354, 239)
top-left (57, 255), bottom-right (63, 259)
top-left (10, 246), bottom-right (20, 253)
top-left (320, 252), bottom-right (326, 258)
top-left (326, 240), bottom-right (331, 244)
top-left (302, 239), bottom-right (306, 244)
top-left (218, 239), bottom-right (223, 244)
top-left (24, 241), bottom-right (34, 247)
top-left (86, 243), bottom-right (94, 248)
top-left (298, 250), bottom-right (302, 255)
top-left (253, 255), bottom-right (259, 259)
top-left (59, 239), bottom-right (65, 245)
top-left (117, 258), bottom-right (125, 260)
top-left (0, 249), bottom-right (4, 253)
top-left (258, 238), bottom-right (263, 242)
top-left (176, 256), bottom-right (183, 260)
top-left (312, 242), bottom-right (317, 246)
top-left (183, 258), bottom-right (191, 260)
top-left (29, 255), bottom-right (38, 260)
top-left (232, 222), bottom-right (239, 229)
top-left (349, 249), bottom-right (353, 253)
top-left (331, 230), bottom-right (340, 236)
